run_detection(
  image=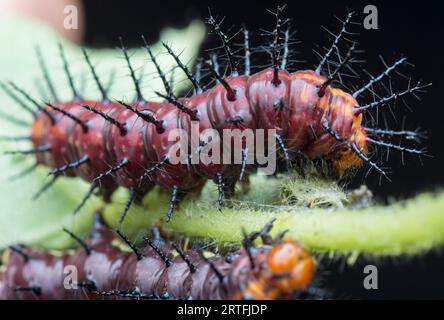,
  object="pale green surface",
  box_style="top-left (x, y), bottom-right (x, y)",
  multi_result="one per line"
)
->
top-left (0, 15), bottom-right (206, 249)
top-left (0, 15), bottom-right (443, 257)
